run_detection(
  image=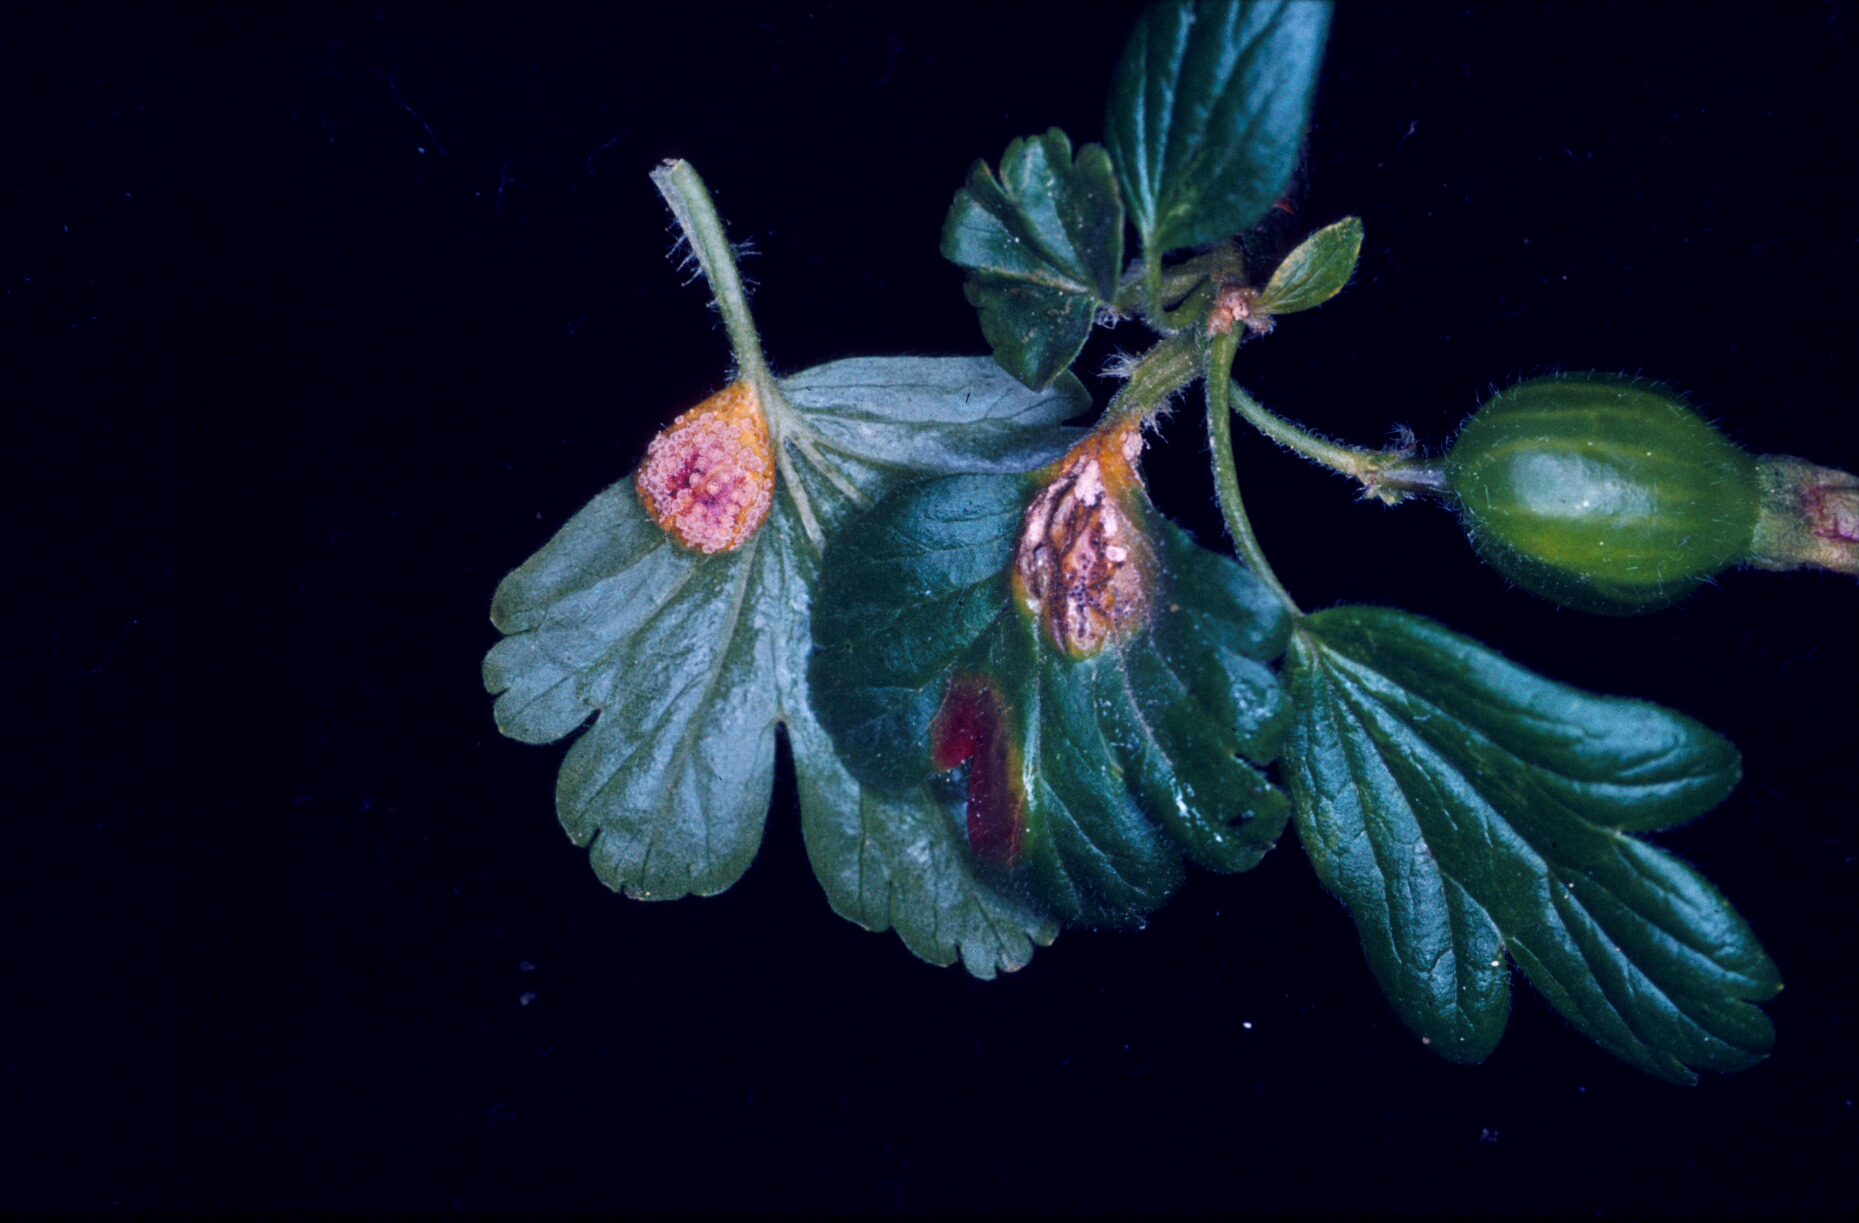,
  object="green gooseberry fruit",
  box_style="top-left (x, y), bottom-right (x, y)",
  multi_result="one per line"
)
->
top-left (1442, 374), bottom-right (1760, 615)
